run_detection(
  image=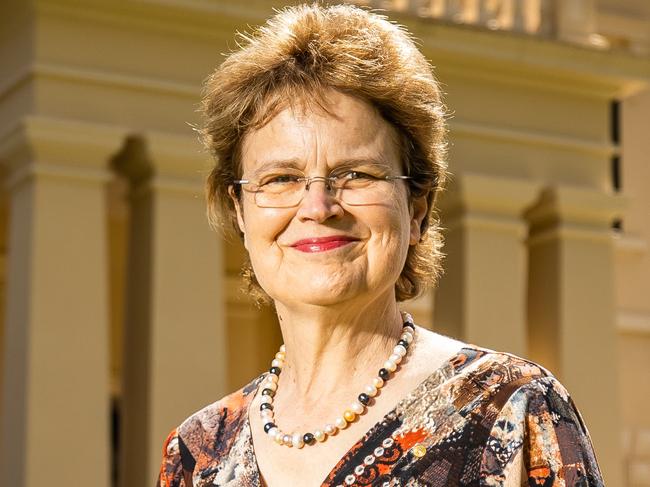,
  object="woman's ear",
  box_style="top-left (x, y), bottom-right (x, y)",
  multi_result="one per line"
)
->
top-left (228, 186), bottom-right (247, 249)
top-left (409, 195), bottom-right (428, 245)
